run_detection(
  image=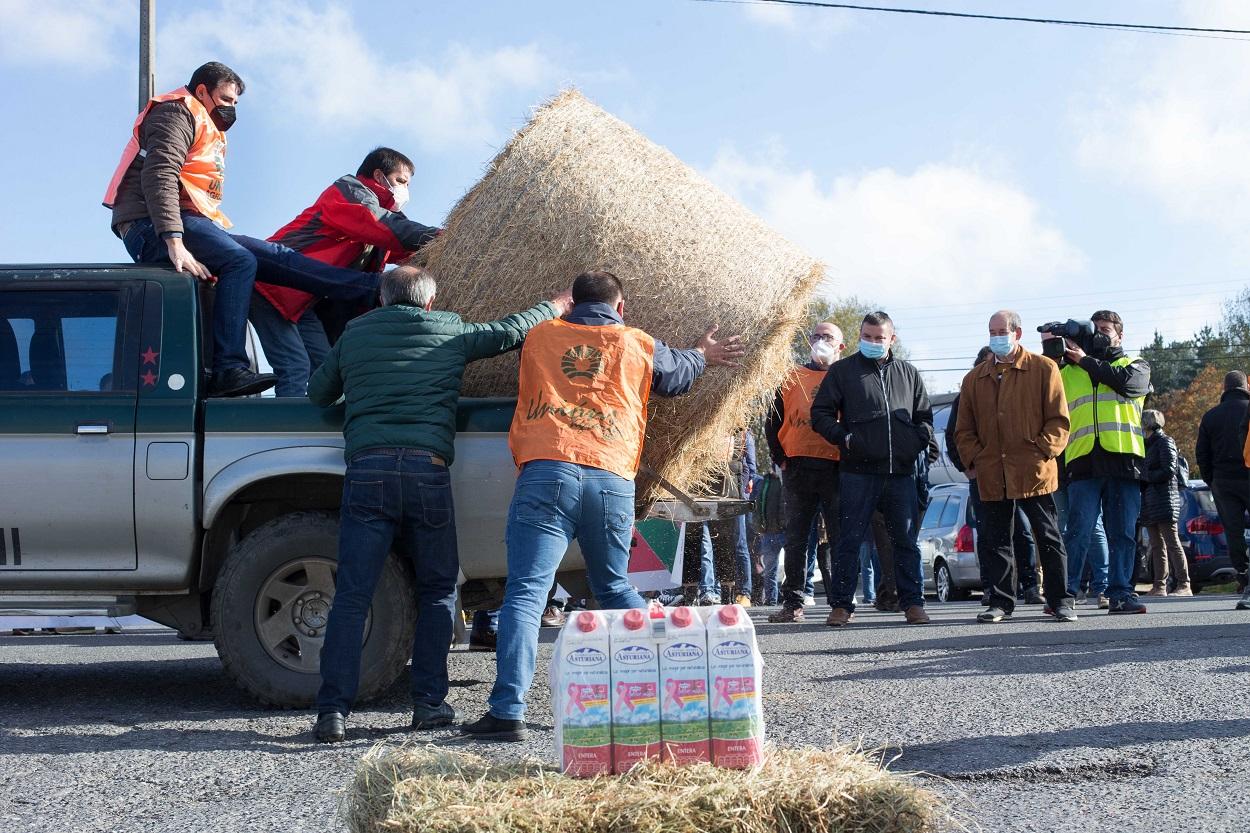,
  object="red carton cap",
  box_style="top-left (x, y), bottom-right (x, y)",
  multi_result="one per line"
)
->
top-left (670, 607), bottom-right (693, 628)
top-left (576, 611), bottom-right (598, 633)
top-left (623, 609), bottom-right (645, 630)
top-left (718, 605), bottom-right (740, 626)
